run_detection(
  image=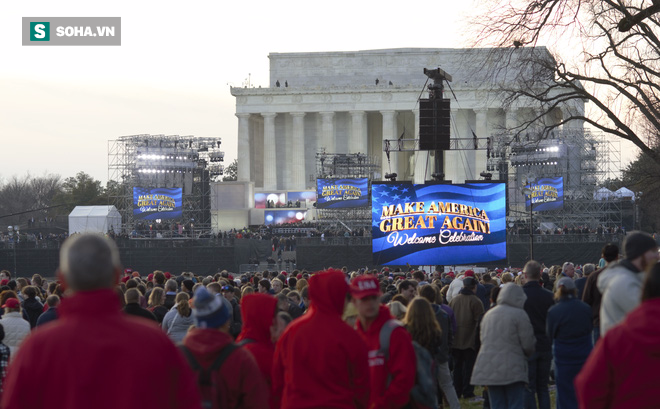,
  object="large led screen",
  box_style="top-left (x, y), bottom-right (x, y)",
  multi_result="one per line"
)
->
top-left (133, 187), bottom-right (182, 220)
top-left (316, 178), bottom-right (368, 208)
top-left (525, 177), bottom-right (564, 211)
top-left (255, 192), bottom-right (286, 209)
top-left (372, 182), bottom-right (506, 265)
top-left (265, 210), bottom-right (307, 225)
top-left (287, 191), bottom-right (316, 206)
